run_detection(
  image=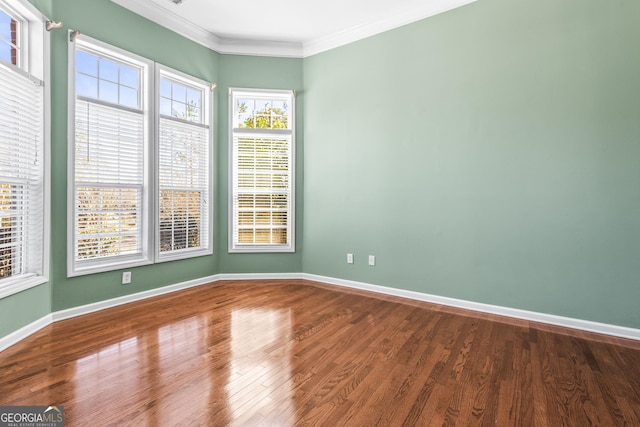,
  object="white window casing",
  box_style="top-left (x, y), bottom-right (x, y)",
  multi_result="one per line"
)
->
top-left (156, 65), bottom-right (212, 261)
top-left (0, 0), bottom-right (49, 299)
top-left (68, 35), bottom-right (153, 276)
top-left (68, 35), bottom-right (213, 276)
top-left (229, 88), bottom-right (295, 253)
